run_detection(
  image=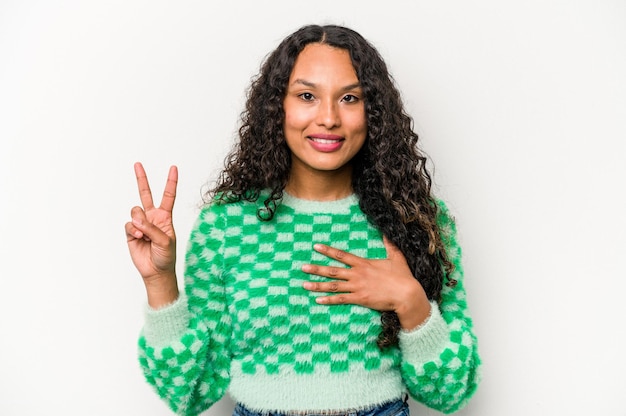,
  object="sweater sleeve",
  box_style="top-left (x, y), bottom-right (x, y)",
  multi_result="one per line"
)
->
top-left (138, 204), bottom-right (232, 416)
top-left (397, 201), bottom-right (481, 414)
